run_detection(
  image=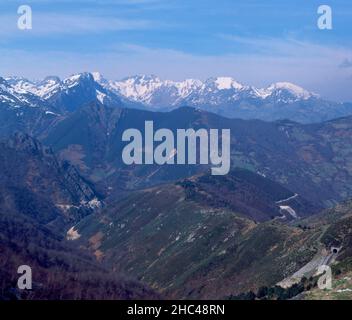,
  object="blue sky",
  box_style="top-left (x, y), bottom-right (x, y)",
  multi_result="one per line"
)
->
top-left (0, 0), bottom-right (352, 101)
